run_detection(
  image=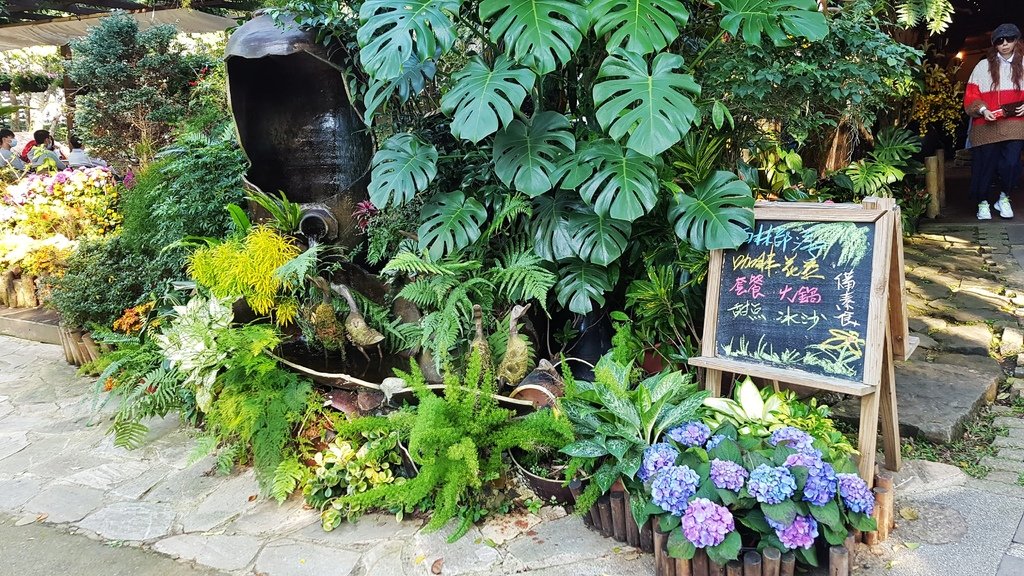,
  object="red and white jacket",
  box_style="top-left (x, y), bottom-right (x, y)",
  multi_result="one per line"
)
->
top-left (964, 53), bottom-right (1024, 146)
